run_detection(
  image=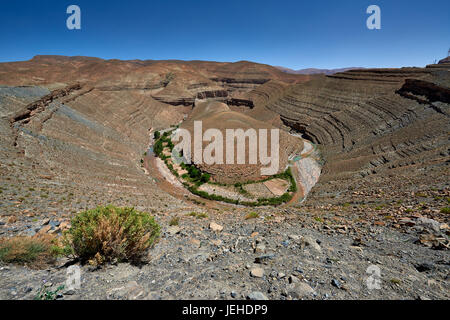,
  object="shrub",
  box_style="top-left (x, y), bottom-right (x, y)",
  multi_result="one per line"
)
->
top-left (169, 216), bottom-right (179, 226)
top-left (63, 206), bottom-right (160, 265)
top-left (35, 285), bottom-right (65, 300)
top-left (153, 131), bottom-right (160, 140)
top-left (153, 139), bottom-right (163, 156)
top-left (245, 212), bottom-right (259, 220)
top-left (200, 173), bottom-right (211, 183)
top-left (196, 213), bottom-right (208, 219)
top-left (186, 212), bottom-right (208, 219)
top-left (0, 235), bottom-right (58, 268)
